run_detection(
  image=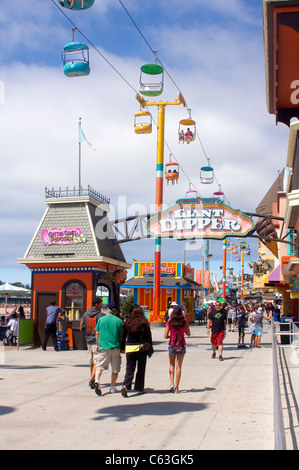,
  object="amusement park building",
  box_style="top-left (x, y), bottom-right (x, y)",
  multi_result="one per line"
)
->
top-left (17, 187), bottom-right (130, 348)
top-left (258, 0), bottom-right (299, 320)
top-left (123, 261), bottom-right (203, 323)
